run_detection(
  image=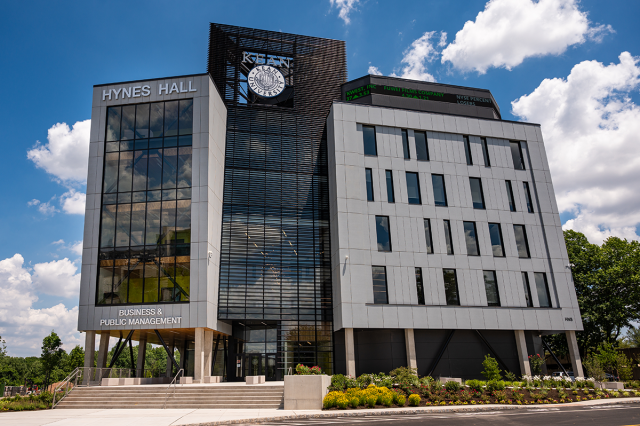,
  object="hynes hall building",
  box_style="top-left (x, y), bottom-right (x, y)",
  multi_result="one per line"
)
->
top-left (78, 23), bottom-right (584, 382)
